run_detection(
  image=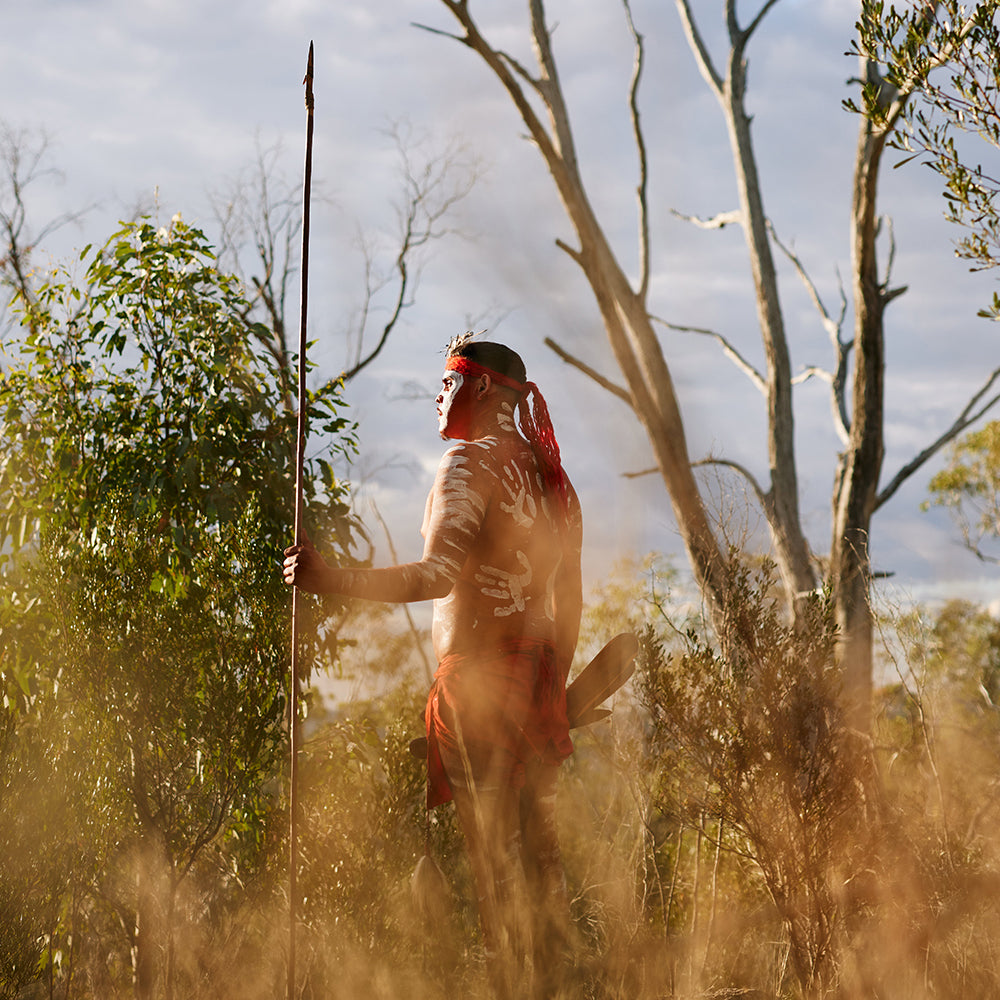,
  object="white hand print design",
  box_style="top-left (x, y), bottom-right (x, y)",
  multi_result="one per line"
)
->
top-left (500, 462), bottom-right (537, 528)
top-left (476, 551), bottom-right (533, 617)
top-left (496, 402), bottom-right (516, 433)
